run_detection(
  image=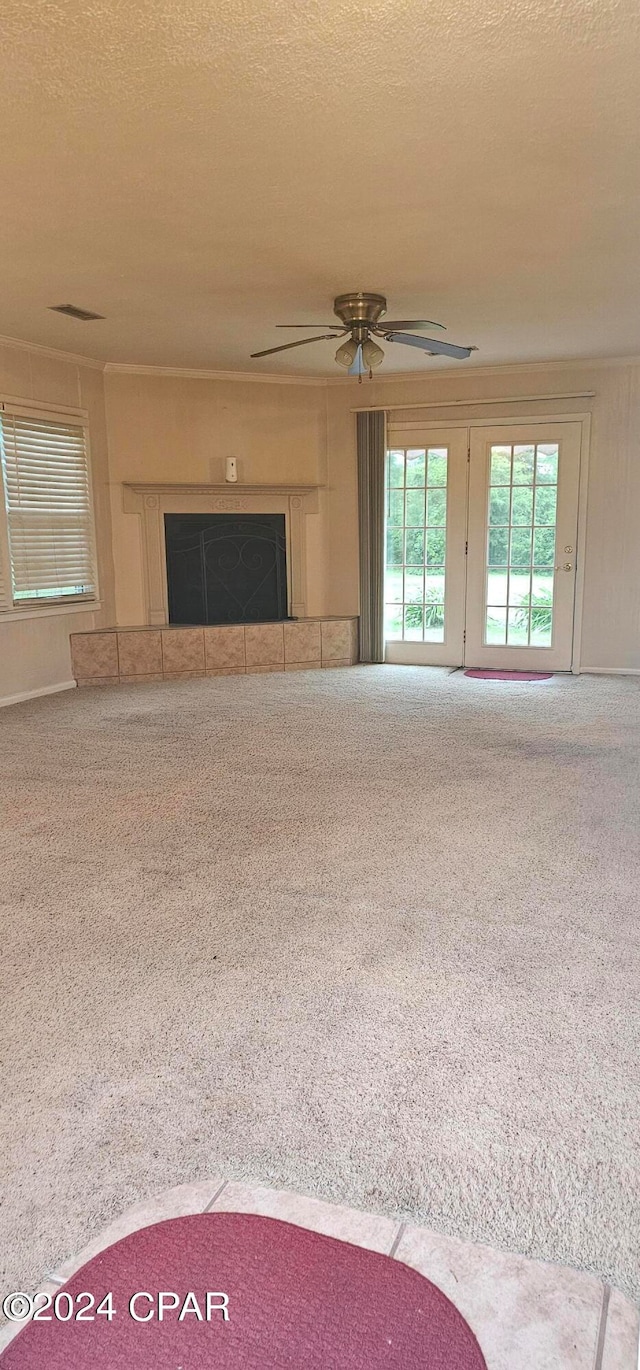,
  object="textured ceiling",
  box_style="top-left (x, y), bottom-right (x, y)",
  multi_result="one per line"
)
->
top-left (1, 0), bottom-right (639, 374)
